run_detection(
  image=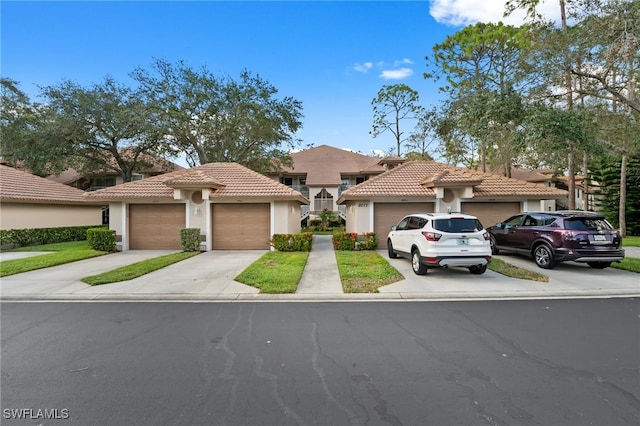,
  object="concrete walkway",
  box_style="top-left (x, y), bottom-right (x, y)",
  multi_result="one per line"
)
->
top-left (296, 235), bottom-right (343, 294)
